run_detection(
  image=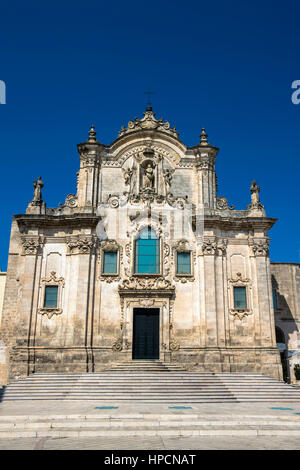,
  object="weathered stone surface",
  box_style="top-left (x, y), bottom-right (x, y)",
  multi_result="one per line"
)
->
top-left (271, 263), bottom-right (300, 383)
